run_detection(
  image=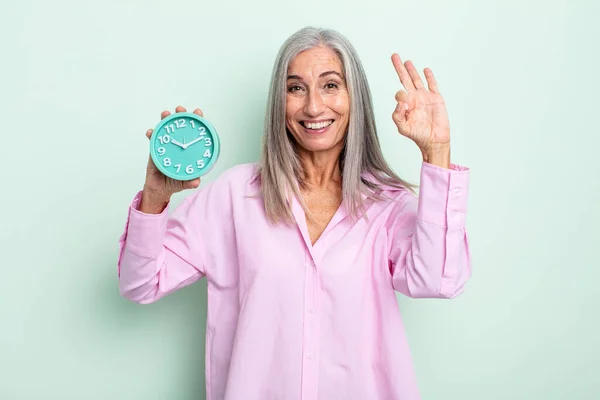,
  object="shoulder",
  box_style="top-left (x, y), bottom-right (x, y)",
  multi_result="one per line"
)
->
top-left (362, 171), bottom-right (416, 207)
top-left (185, 162), bottom-right (259, 205)
top-left (358, 173), bottom-right (418, 229)
top-left (214, 162), bottom-right (258, 187)
top-left (377, 185), bottom-right (418, 218)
